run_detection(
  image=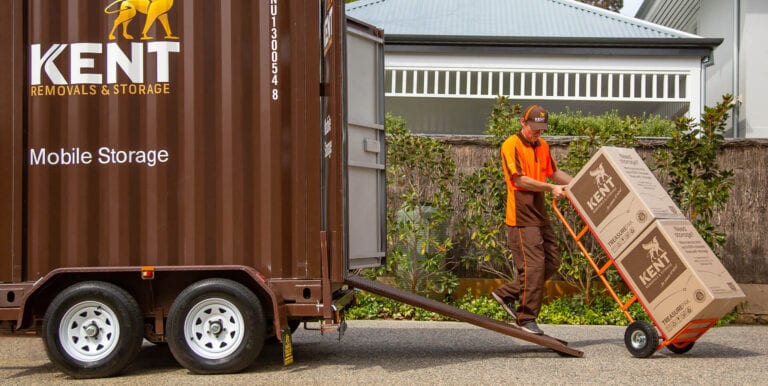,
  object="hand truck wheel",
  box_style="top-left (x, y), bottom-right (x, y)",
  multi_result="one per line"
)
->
top-left (624, 320), bottom-right (659, 358)
top-left (665, 341), bottom-right (695, 354)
